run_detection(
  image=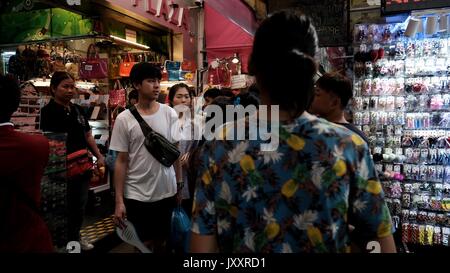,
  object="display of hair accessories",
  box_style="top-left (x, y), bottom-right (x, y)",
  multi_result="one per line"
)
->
top-left (353, 23), bottom-right (450, 249)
